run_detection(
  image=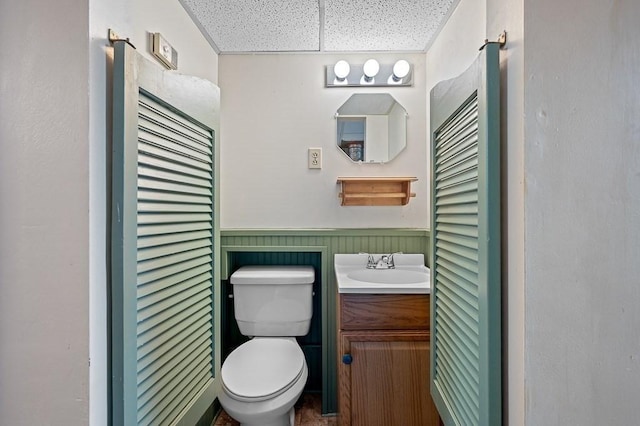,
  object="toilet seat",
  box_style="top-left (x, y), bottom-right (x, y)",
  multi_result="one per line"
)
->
top-left (221, 338), bottom-right (306, 403)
